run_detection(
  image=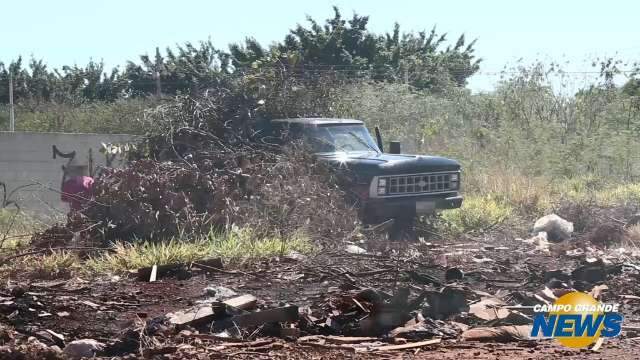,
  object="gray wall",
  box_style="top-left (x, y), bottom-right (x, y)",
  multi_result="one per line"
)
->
top-left (0, 132), bottom-right (136, 221)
